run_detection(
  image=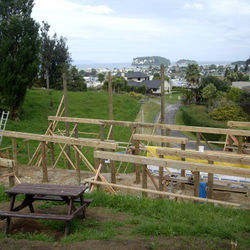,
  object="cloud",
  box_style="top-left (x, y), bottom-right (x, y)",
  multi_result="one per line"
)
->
top-left (33, 0), bottom-right (113, 15)
top-left (183, 3), bottom-right (203, 9)
top-left (208, 0), bottom-right (250, 15)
